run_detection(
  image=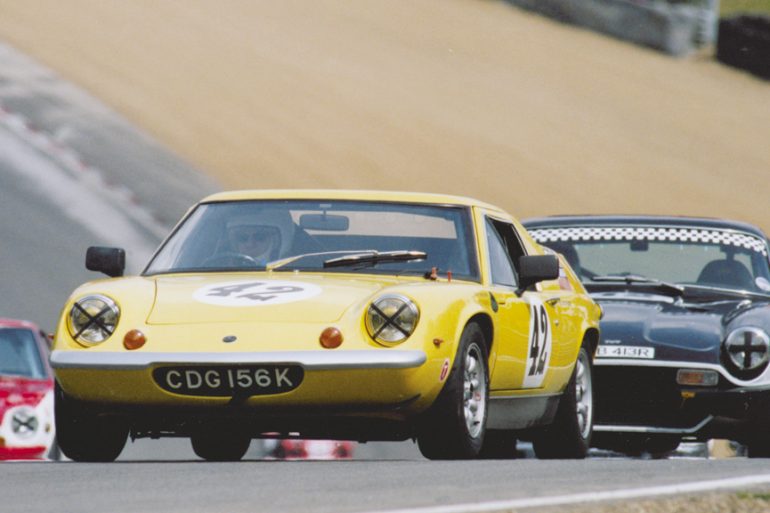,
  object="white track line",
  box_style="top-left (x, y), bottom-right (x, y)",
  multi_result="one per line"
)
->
top-left (359, 474), bottom-right (770, 513)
